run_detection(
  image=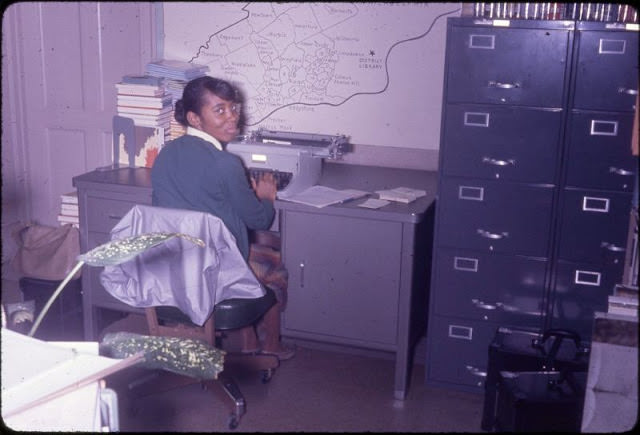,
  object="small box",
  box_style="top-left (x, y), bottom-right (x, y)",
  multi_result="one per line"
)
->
top-left (19, 277), bottom-right (83, 341)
